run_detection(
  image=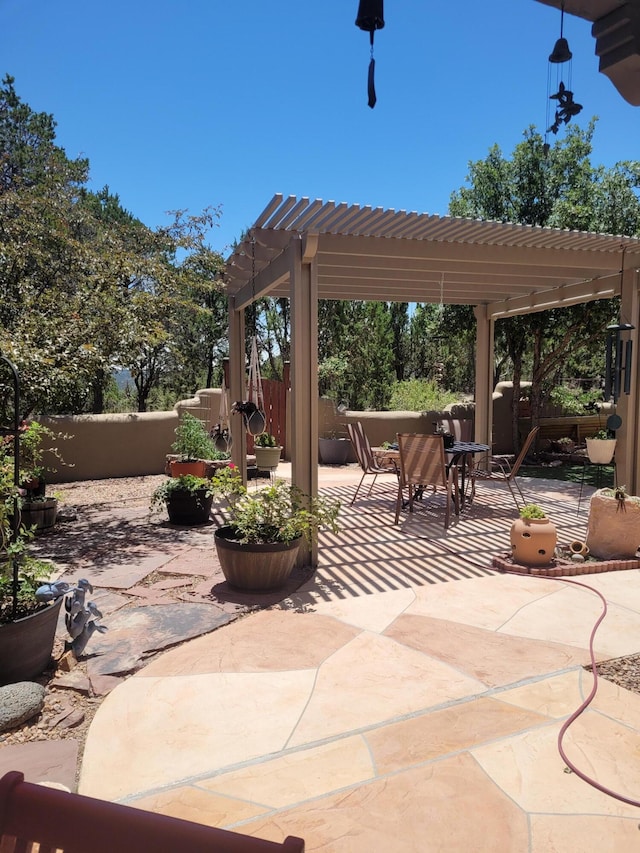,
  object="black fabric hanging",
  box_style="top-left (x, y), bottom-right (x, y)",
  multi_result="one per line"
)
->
top-left (355, 0), bottom-right (384, 109)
